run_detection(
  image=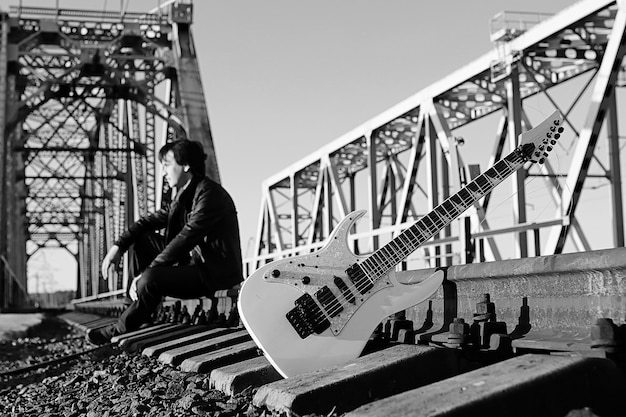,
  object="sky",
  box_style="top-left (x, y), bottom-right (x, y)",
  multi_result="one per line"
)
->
top-left (0, 0), bottom-right (581, 292)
